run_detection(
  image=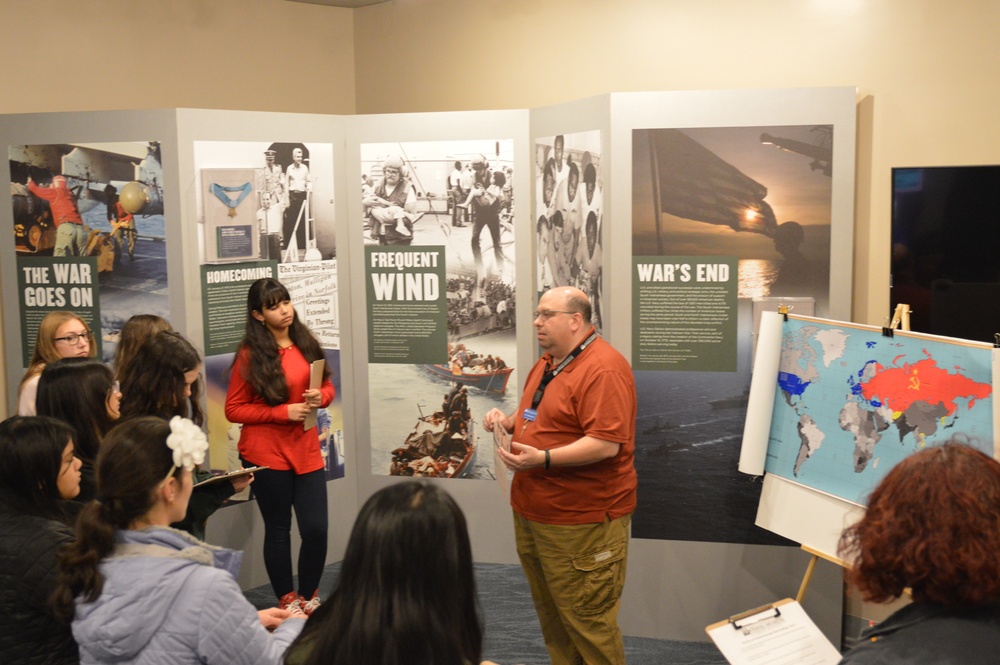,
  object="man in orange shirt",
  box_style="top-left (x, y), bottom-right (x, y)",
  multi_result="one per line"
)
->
top-left (484, 287), bottom-right (636, 665)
